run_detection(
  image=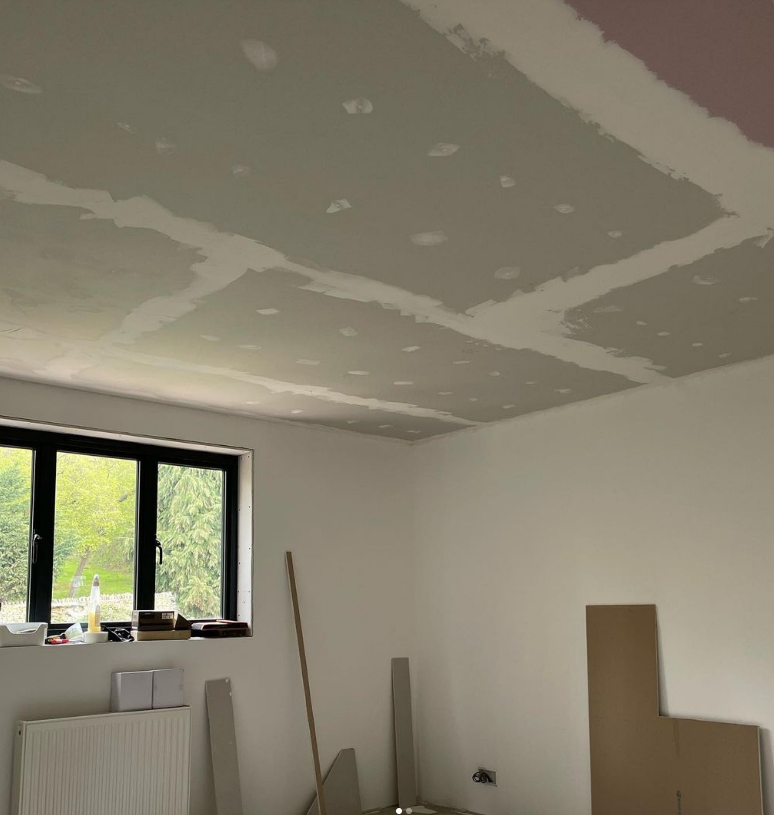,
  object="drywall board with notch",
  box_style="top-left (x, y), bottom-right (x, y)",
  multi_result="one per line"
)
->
top-left (586, 605), bottom-right (762, 815)
top-left (2, 0), bottom-right (771, 440)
